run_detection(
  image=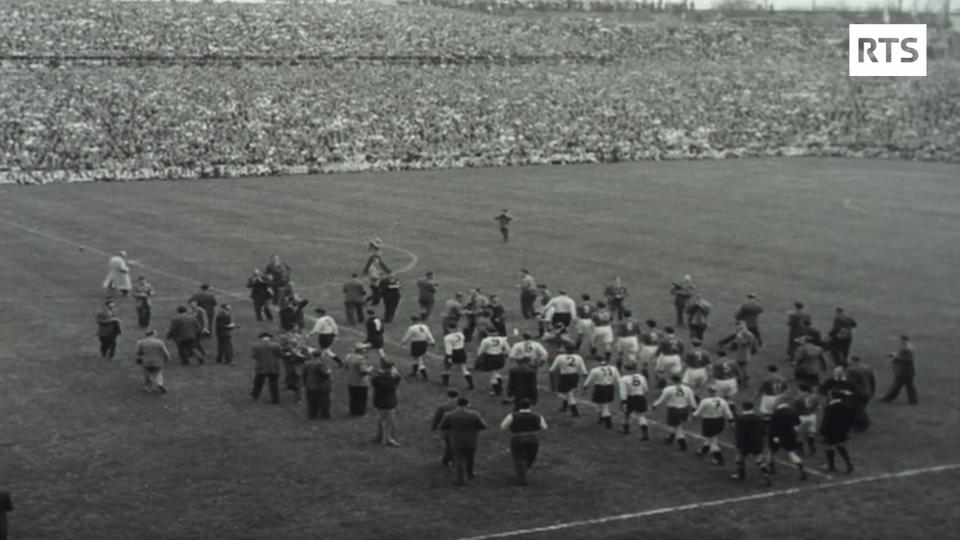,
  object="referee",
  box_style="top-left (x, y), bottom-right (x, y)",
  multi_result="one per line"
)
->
top-left (500, 399), bottom-right (547, 486)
